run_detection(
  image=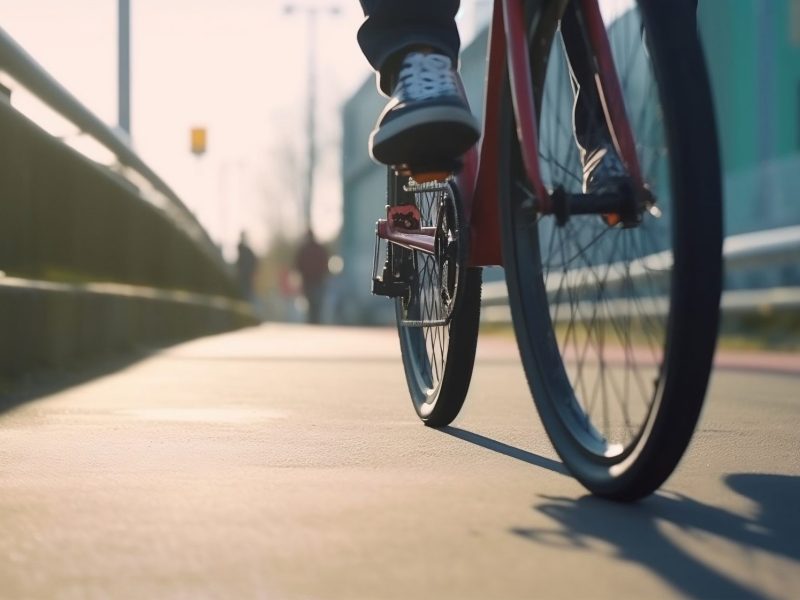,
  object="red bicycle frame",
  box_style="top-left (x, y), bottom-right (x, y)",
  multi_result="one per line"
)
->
top-left (378, 0), bottom-right (644, 269)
